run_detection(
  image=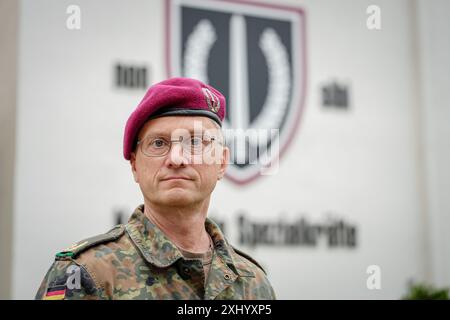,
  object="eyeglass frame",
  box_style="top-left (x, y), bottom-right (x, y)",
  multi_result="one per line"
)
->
top-left (136, 134), bottom-right (223, 157)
